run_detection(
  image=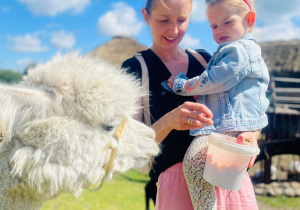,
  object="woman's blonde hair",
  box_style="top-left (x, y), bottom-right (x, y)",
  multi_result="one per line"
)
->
top-left (145, 0), bottom-right (193, 14)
